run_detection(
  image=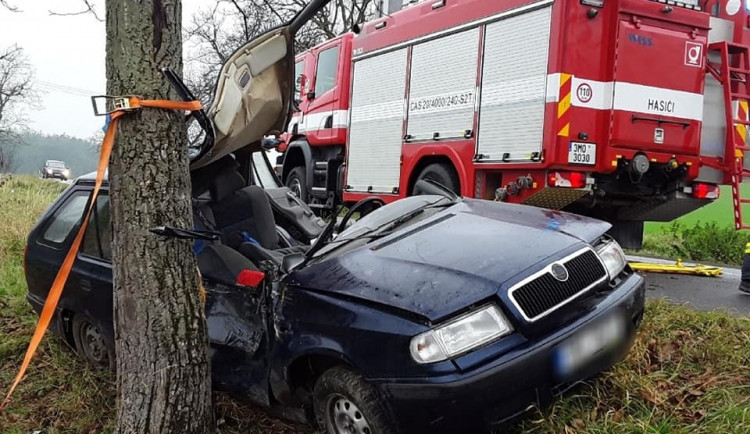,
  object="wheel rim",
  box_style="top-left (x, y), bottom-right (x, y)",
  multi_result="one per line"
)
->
top-left (327, 394), bottom-right (372, 434)
top-left (288, 177), bottom-right (302, 199)
top-left (79, 321), bottom-right (107, 364)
